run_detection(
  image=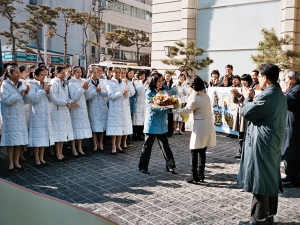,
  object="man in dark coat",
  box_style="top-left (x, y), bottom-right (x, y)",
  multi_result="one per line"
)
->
top-left (218, 64), bottom-right (234, 87)
top-left (237, 64), bottom-right (287, 225)
top-left (281, 69), bottom-right (300, 187)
